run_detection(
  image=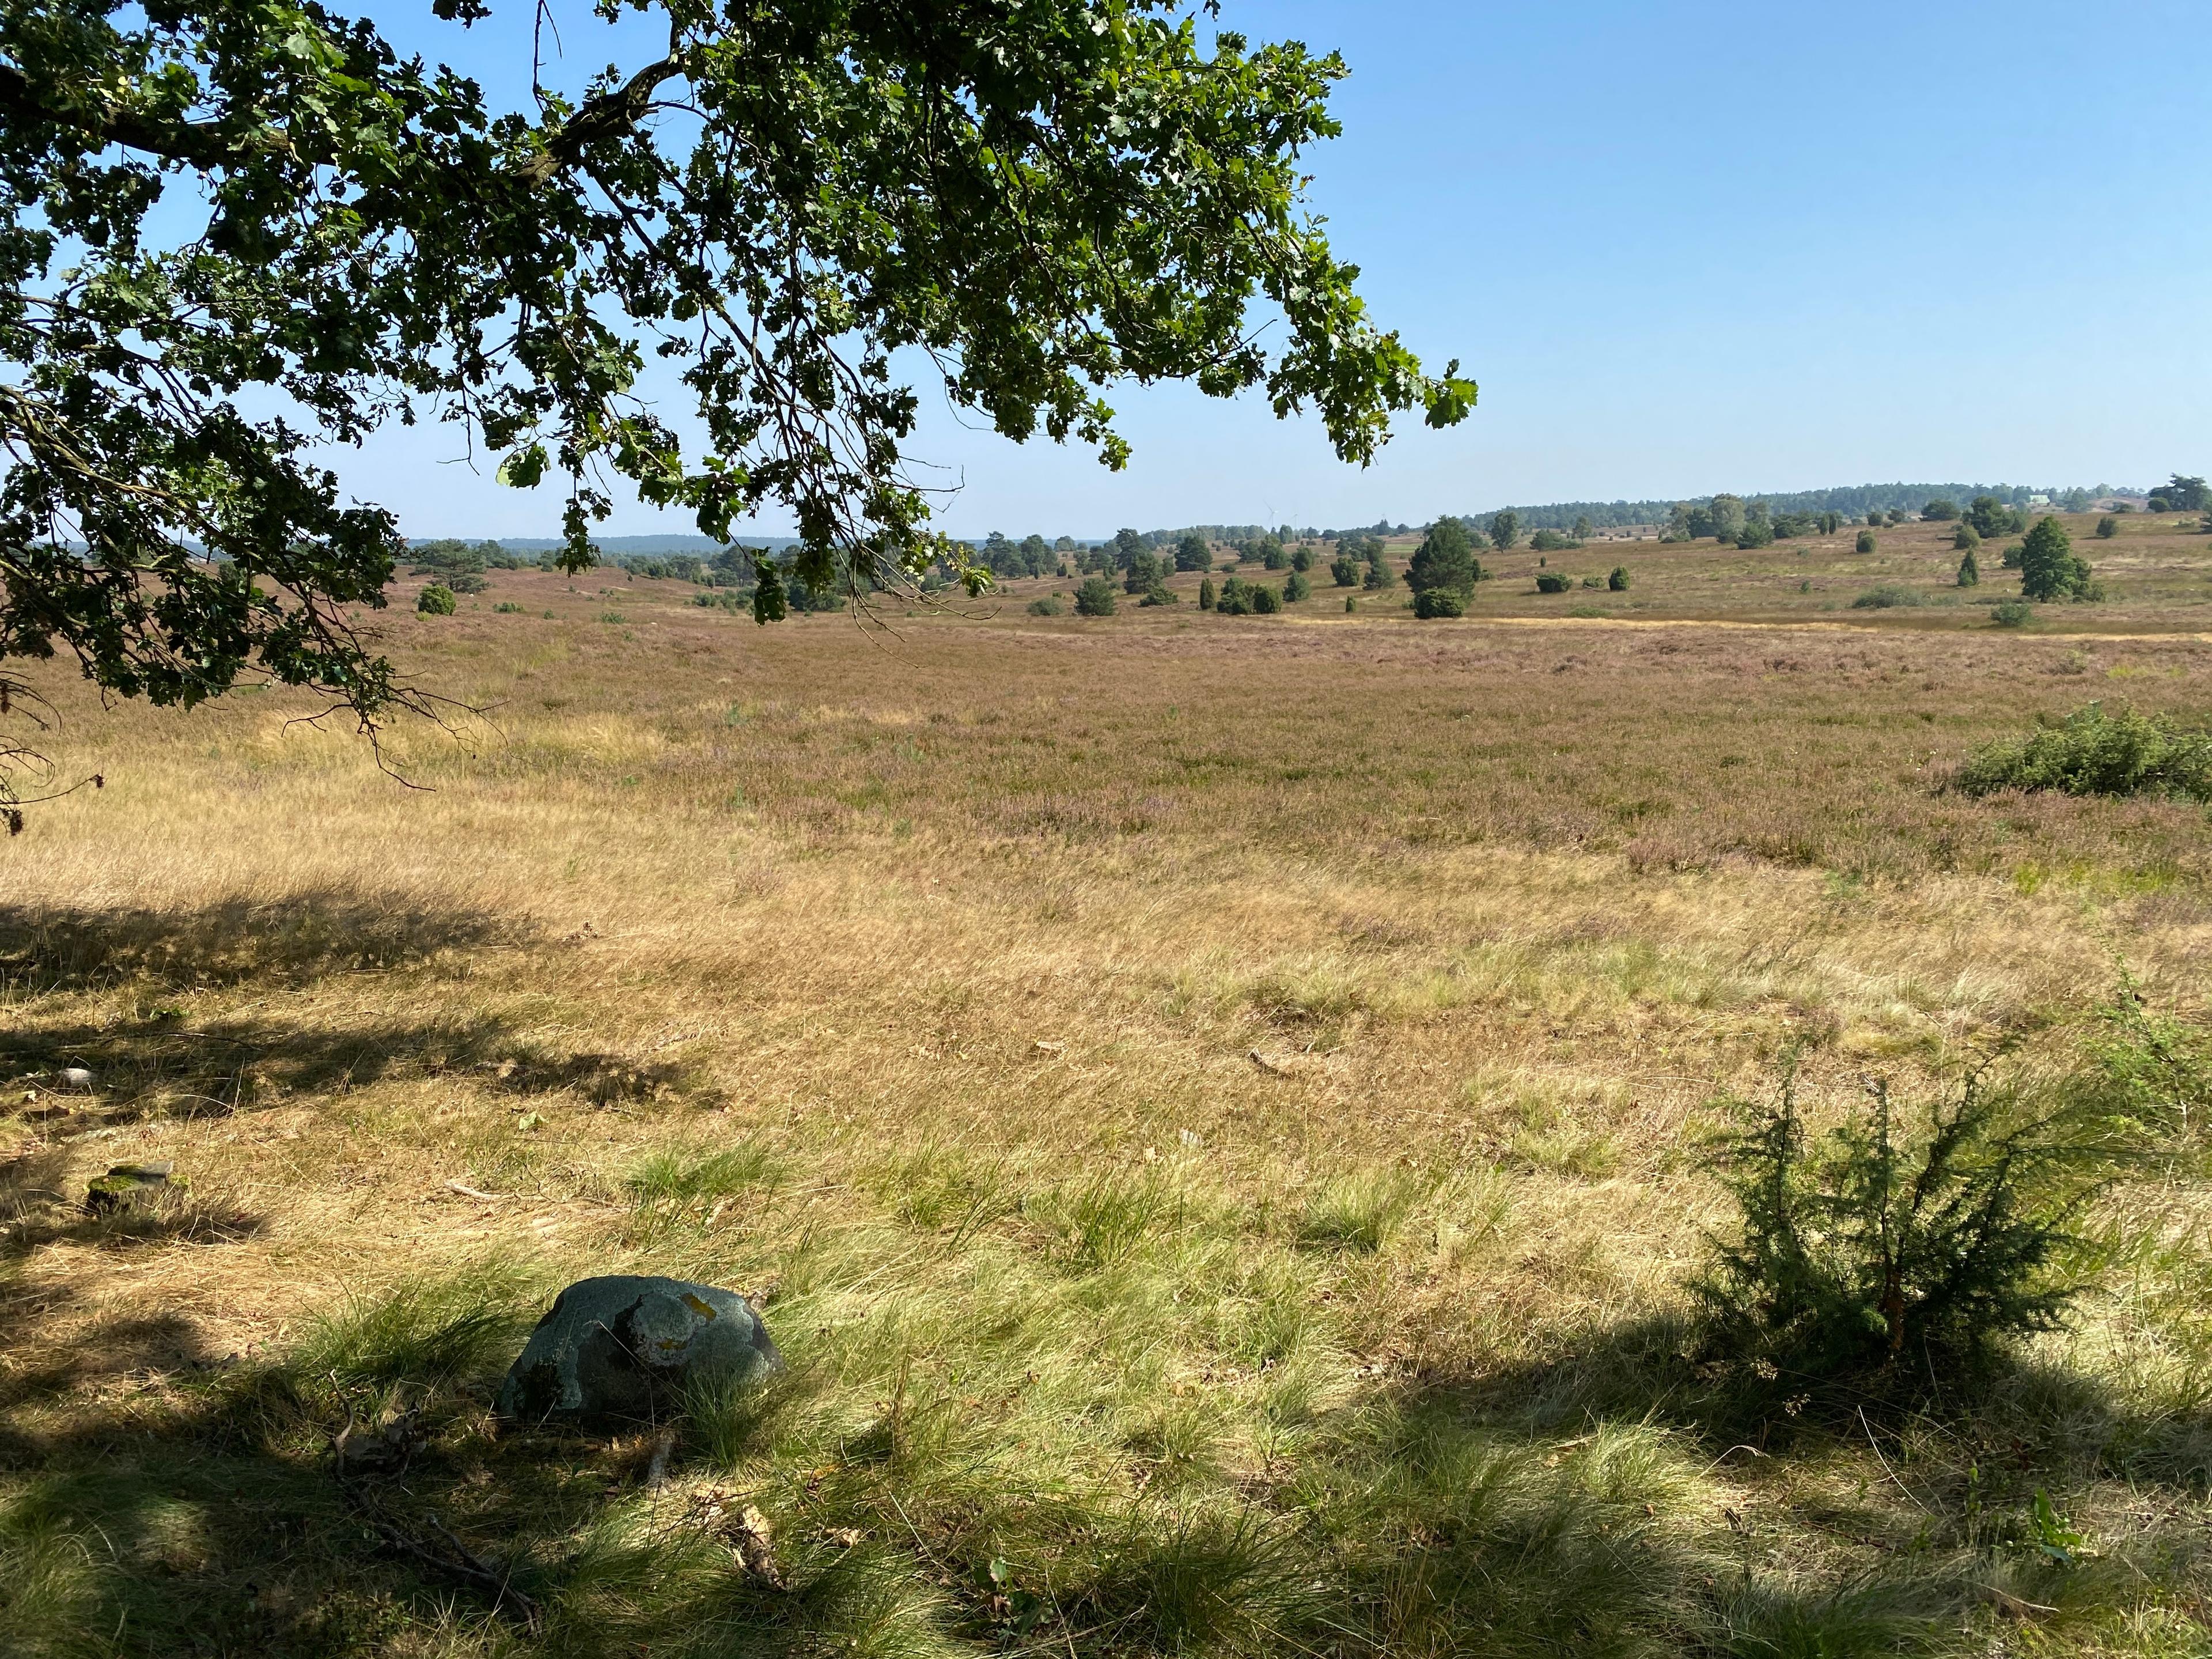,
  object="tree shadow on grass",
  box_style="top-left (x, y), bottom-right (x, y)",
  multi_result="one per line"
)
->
top-left (9, 1301), bottom-right (2212, 1659)
top-left (1, 1010), bottom-right (706, 1131)
top-left (0, 886), bottom-right (531, 995)
top-left (1448, 1305), bottom-right (2212, 1500)
top-left (1355, 1307), bottom-right (2212, 1651)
